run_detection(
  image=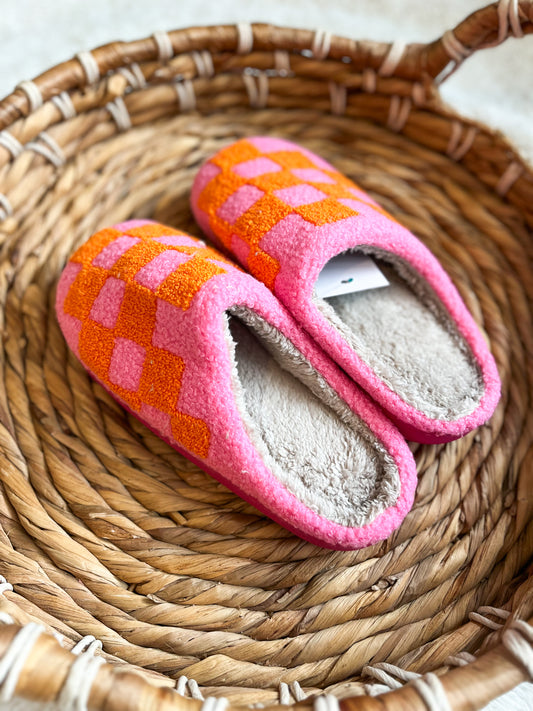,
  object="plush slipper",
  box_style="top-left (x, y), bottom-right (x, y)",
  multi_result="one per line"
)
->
top-left (56, 219), bottom-right (417, 550)
top-left (191, 137), bottom-right (501, 444)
